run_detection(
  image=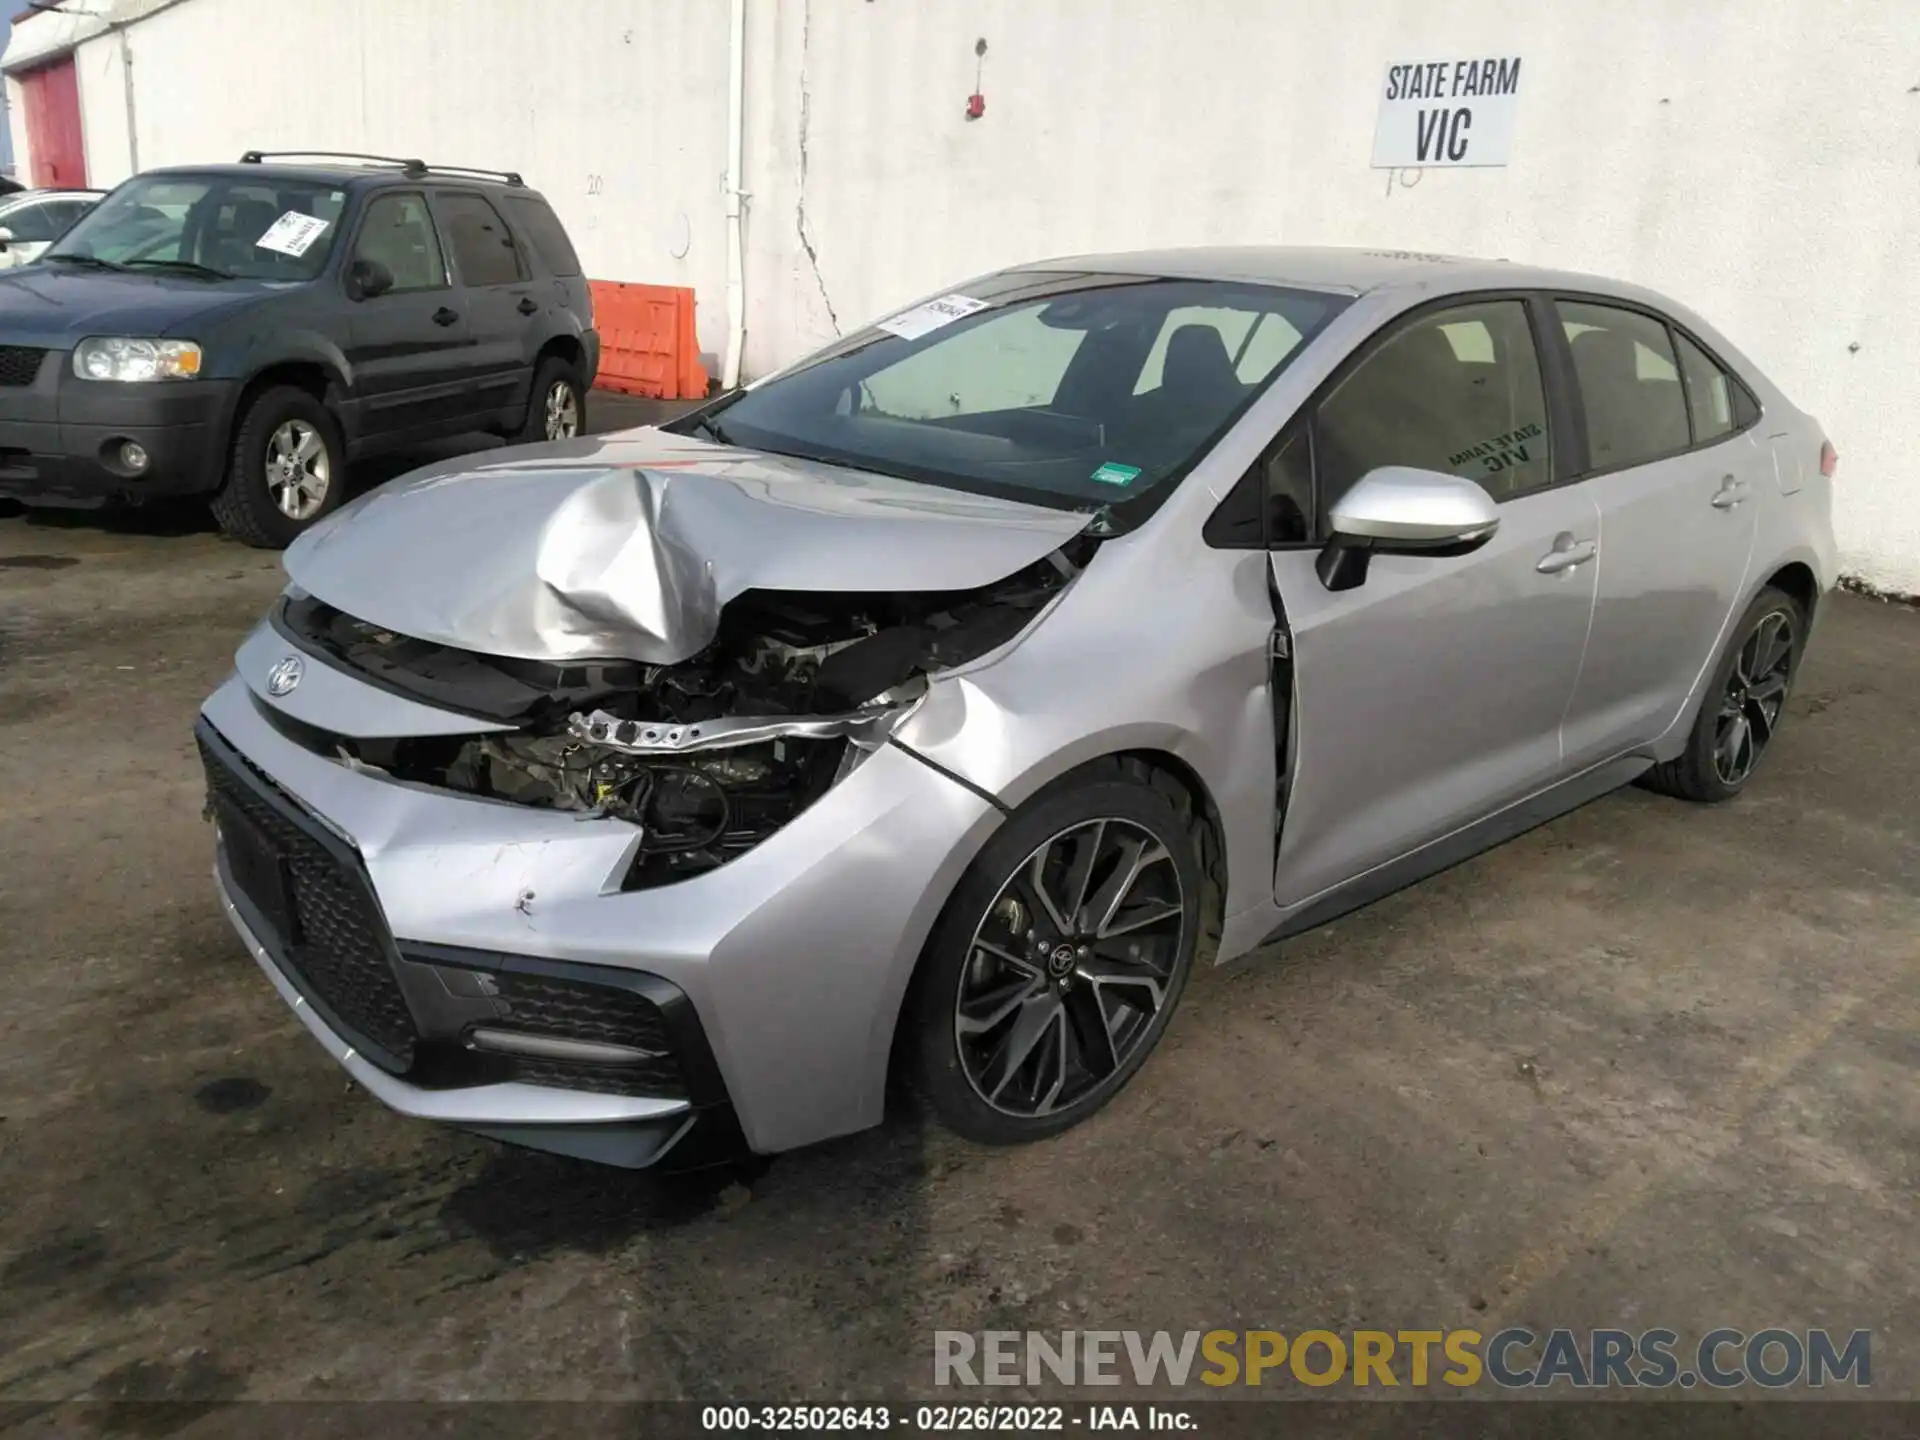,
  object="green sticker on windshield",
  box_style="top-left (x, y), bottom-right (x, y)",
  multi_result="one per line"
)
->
top-left (1090, 462), bottom-right (1142, 486)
